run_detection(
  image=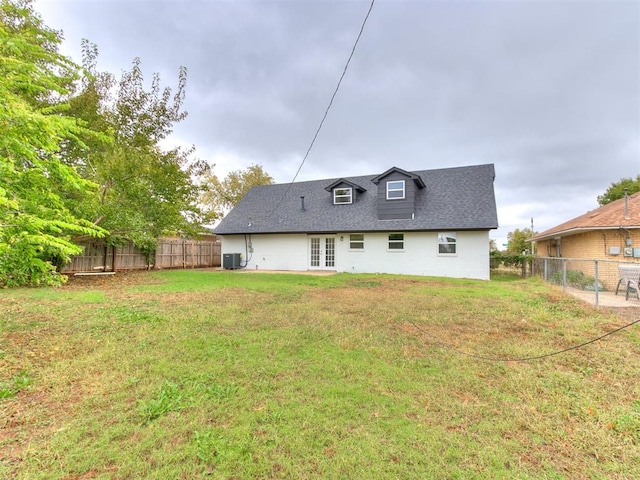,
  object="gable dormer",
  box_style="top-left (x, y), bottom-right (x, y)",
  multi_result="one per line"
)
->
top-left (325, 179), bottom-right (367, 205)
top-left (371, 167), bottom-right (425, 220)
